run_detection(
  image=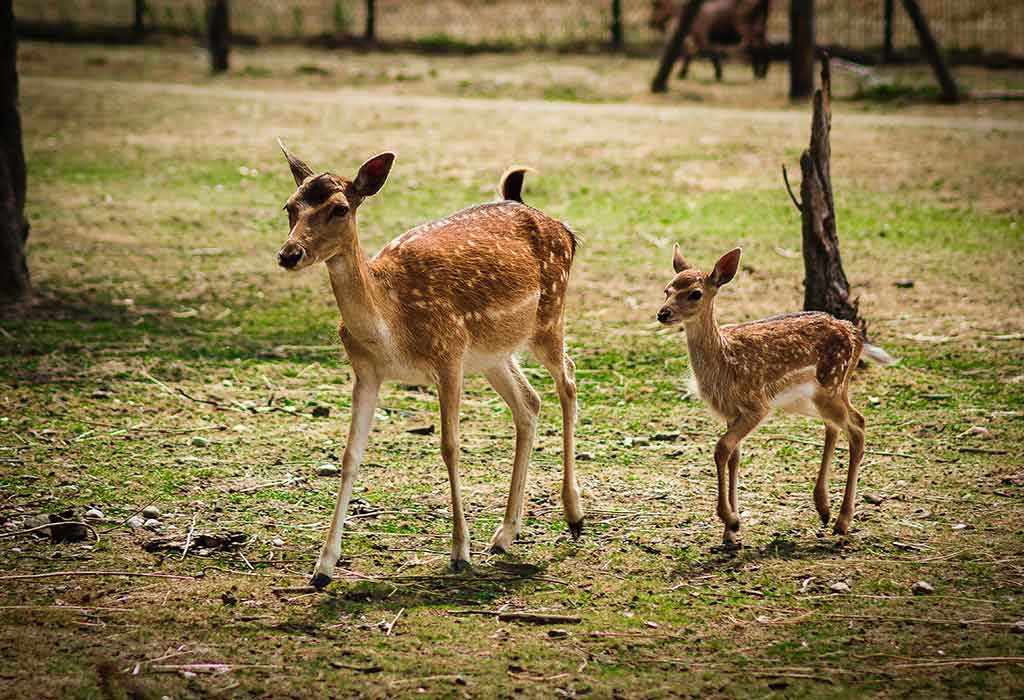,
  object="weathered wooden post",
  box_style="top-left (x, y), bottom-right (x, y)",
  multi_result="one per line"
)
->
top-left (900, 0), bottom-right (959, 103)
top-left (208, 0), bottom-right (230, 74)
top-left (789, 0), bottom-right (815, 100)
top-left (133, 0), bottom-right (146, 37)
top-left (883, 0), bottom-right (894, 62)
top-left (364, 0), bottom-right (376, 41)
top-left (651, 0), bottom-right (705, 93)
top-left (611, 0), bottom-right (624, 49)
top-left (0, 0), bottom-right (29, 303)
